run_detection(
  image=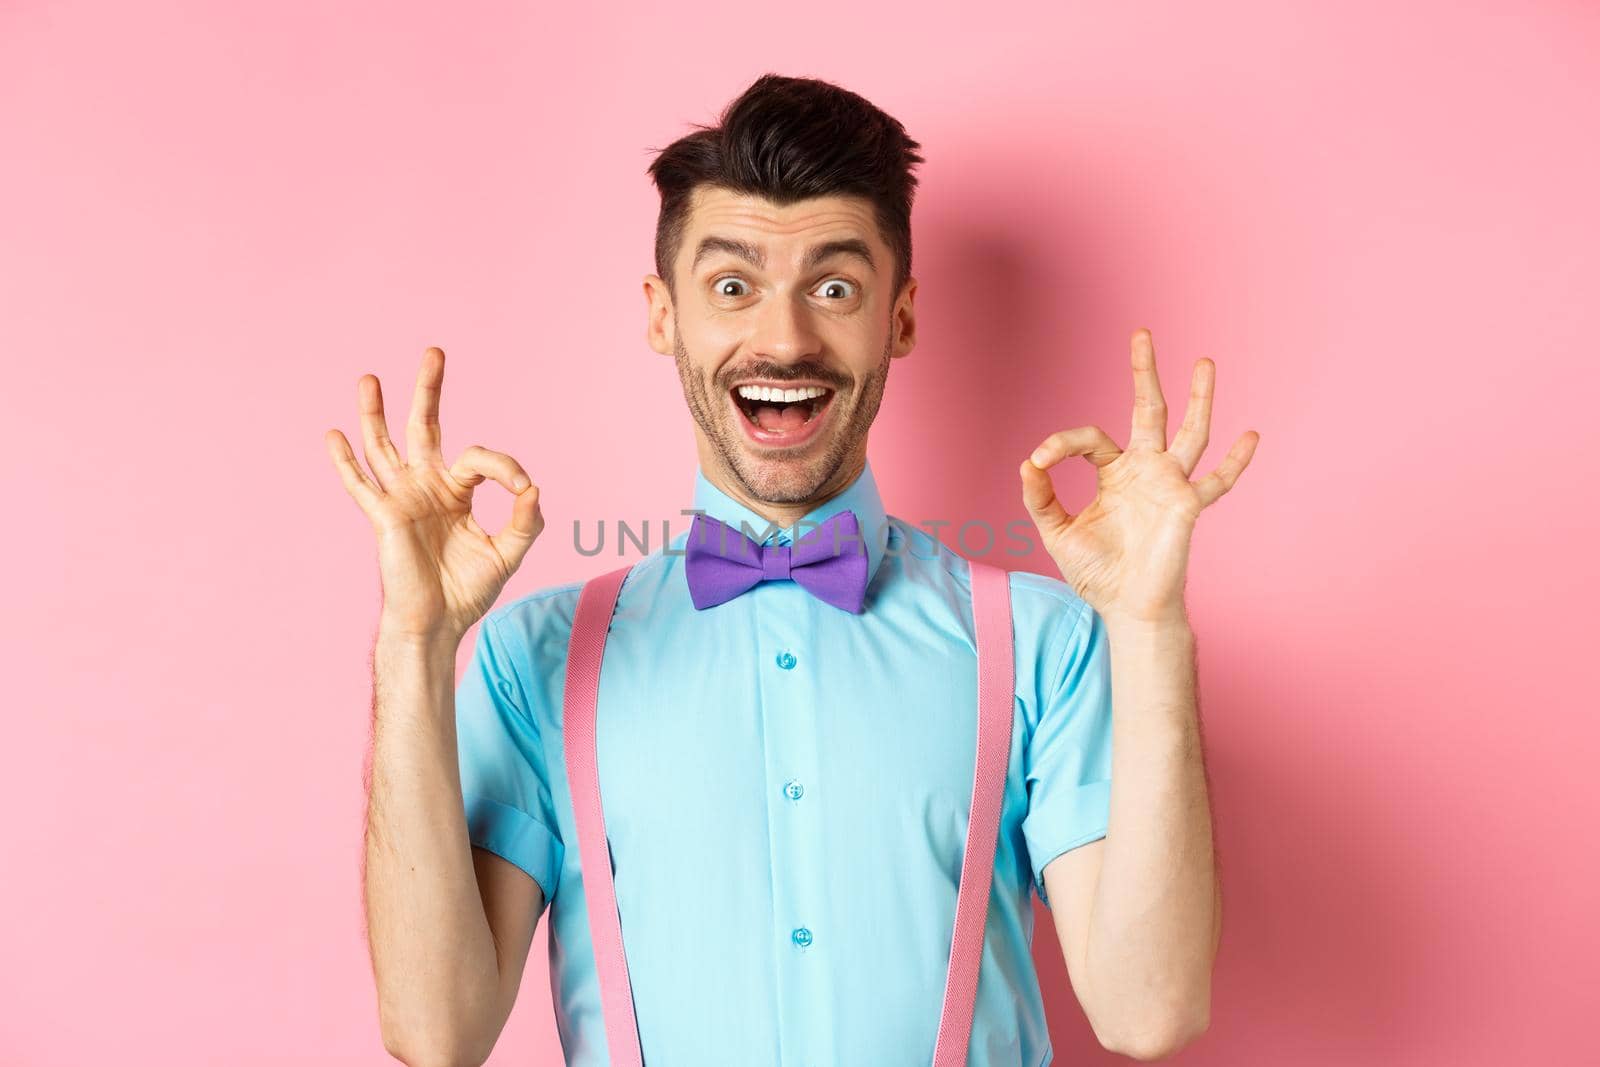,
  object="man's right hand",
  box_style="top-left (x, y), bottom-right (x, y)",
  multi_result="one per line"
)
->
top-left (324, 346), bottom-right (544, 645)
